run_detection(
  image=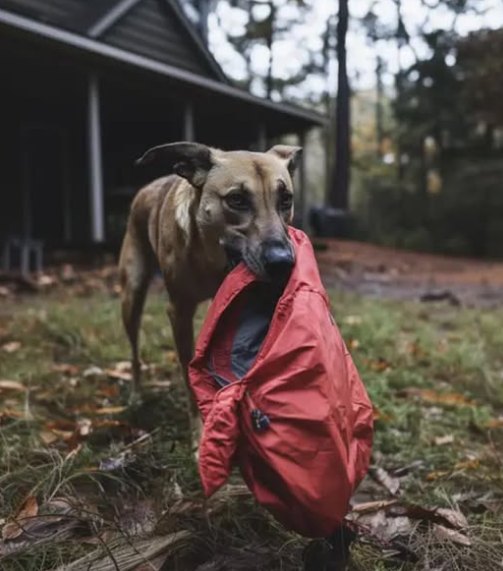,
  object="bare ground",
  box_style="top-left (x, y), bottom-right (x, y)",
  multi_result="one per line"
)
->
top-left (315, 240), bottom-right (503, 307)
